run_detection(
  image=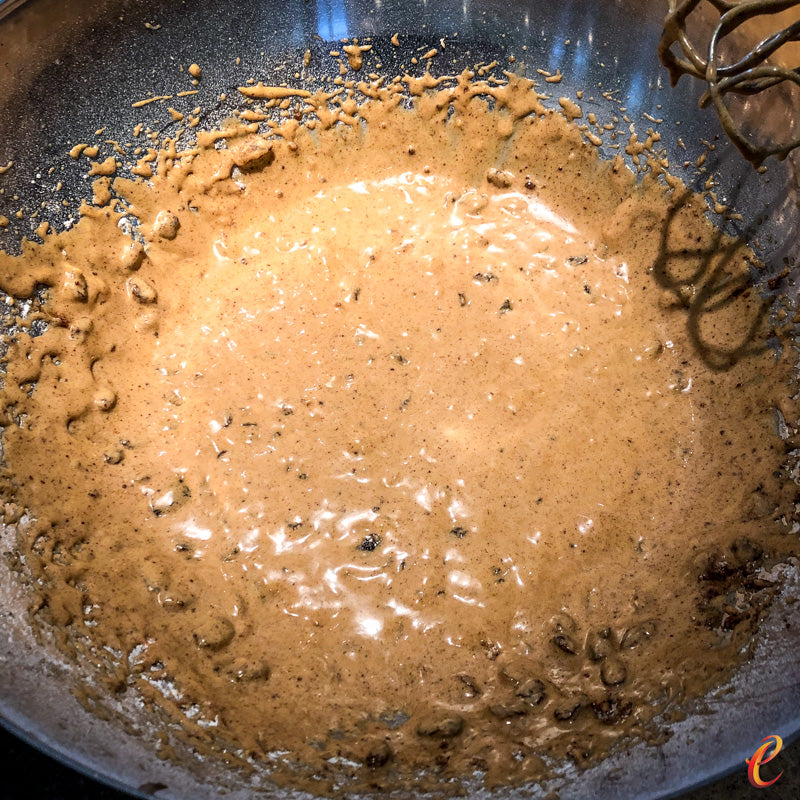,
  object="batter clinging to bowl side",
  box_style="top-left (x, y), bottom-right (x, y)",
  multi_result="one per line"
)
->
top-left (0, 70), bottom-right (796, 794)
